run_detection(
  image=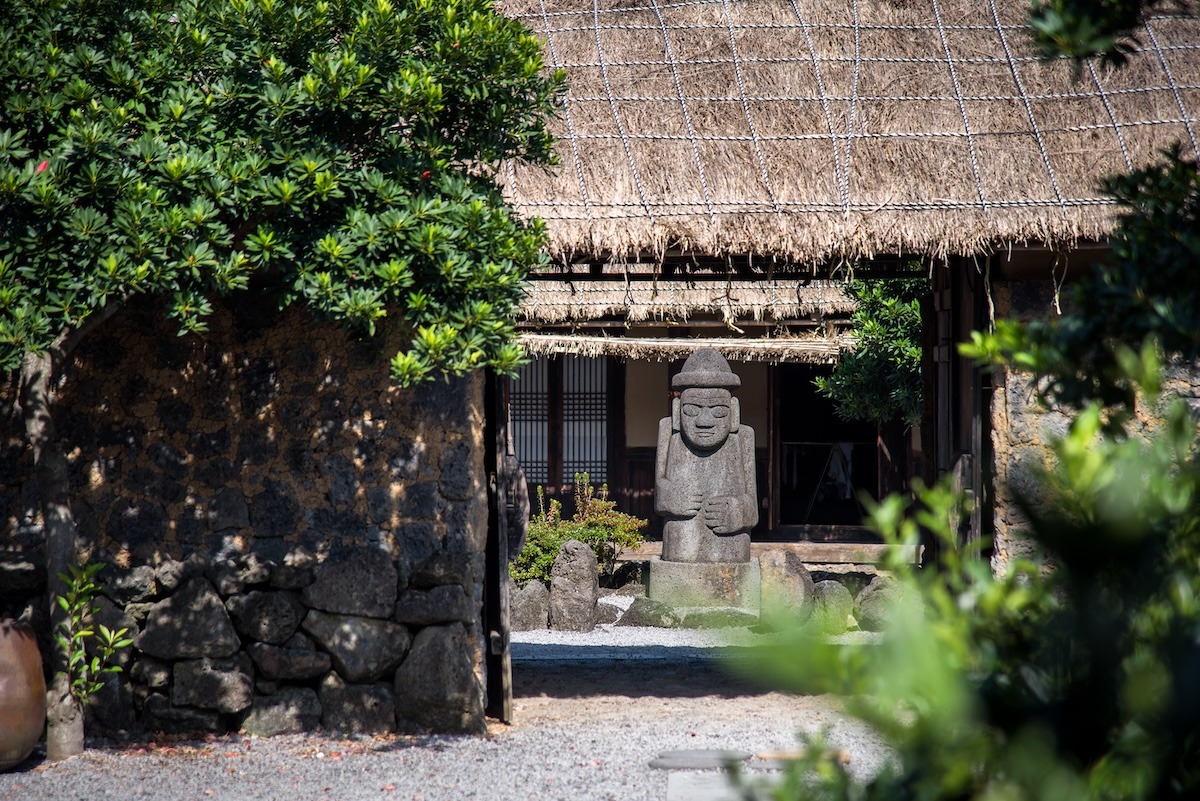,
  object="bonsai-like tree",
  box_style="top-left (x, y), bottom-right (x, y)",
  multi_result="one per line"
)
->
top-left (0, 0), bottom-right (561, 759)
